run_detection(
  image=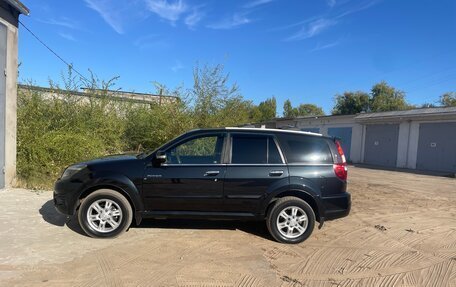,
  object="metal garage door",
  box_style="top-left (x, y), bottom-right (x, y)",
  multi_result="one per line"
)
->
top-left (328, 127), bottom-right (352, 162)
top-left (364, 124), bottom-right (399, 167)
top-left (0, 24), bottom-right (6, 188)
top-left (416, 122), bottom-right (456, 172)
top-left (301, 128), bottom-right (320, 133)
